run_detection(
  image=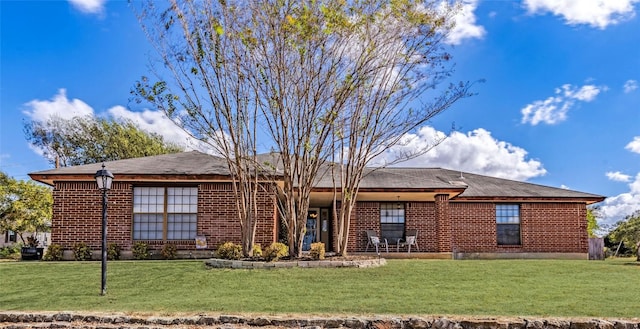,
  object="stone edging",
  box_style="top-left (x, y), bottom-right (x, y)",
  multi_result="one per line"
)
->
top-left (1, 312), bottom-right (639, 329)
top-left (205, 257), bottom-right (387, 269)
